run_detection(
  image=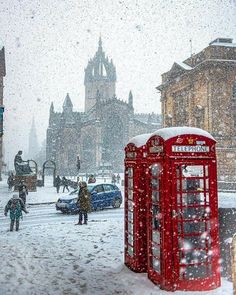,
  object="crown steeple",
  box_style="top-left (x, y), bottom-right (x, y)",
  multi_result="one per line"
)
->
top-left (84, 38), bottom-right (117, 112)
top-left (84, 37), bottom-right (116, 84)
